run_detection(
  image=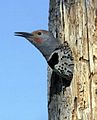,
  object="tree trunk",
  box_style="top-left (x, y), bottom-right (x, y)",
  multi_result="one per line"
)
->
top-left (48, 0), bottom-right (97, 120)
